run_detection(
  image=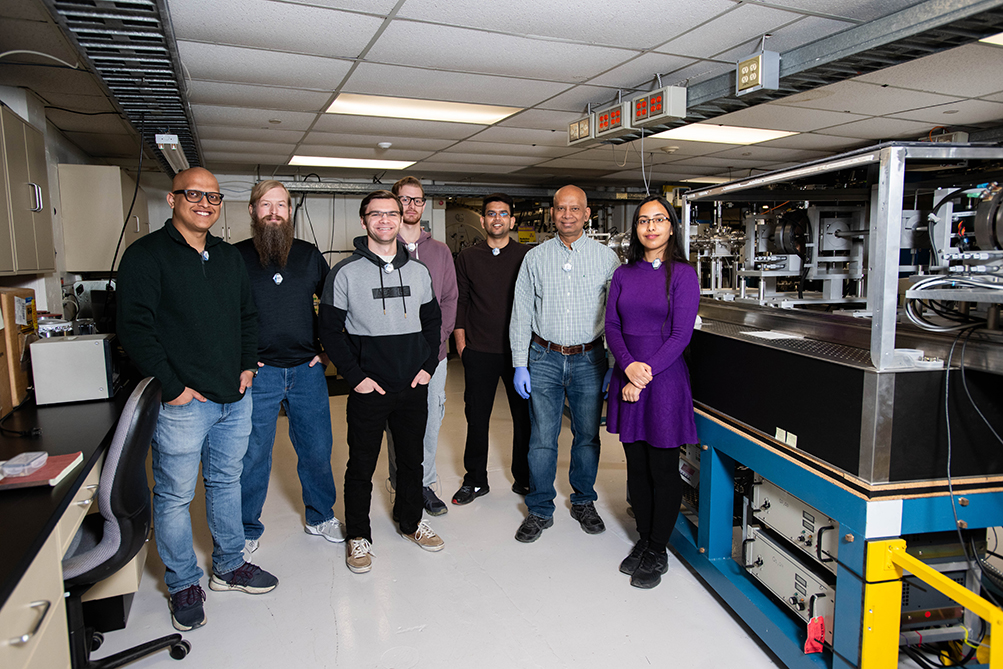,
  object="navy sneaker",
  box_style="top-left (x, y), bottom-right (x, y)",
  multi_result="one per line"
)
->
top-left (423, 487), bottom-right (448, 516)
top-left (169, 583), bottom-right (206, 631)
top-left (209, 562), bottom-right (278, 594)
